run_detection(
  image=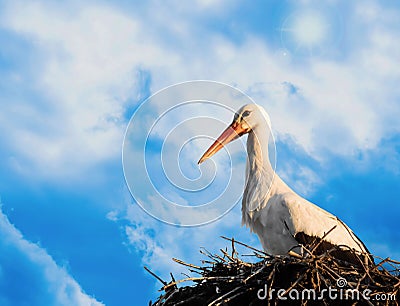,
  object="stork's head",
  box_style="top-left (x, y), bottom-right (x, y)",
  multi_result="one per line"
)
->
top-left (198, 104), bottom-right (271, 164)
